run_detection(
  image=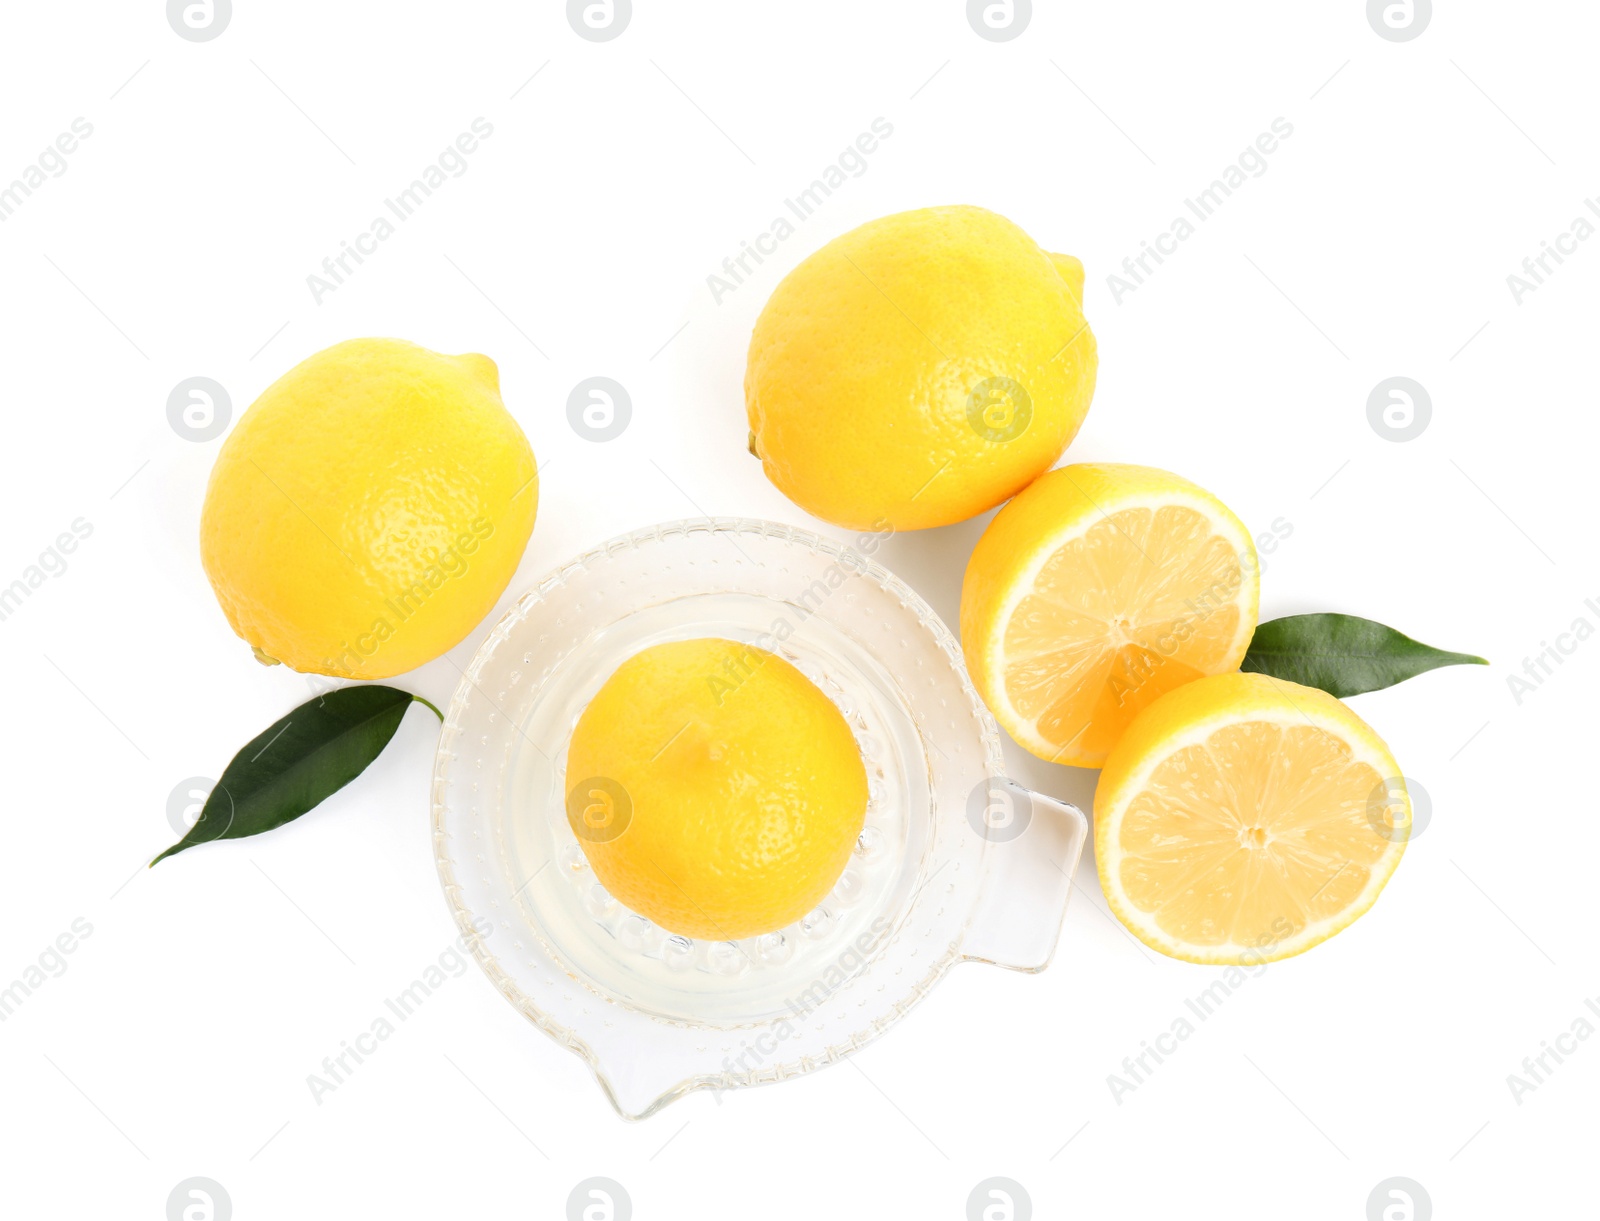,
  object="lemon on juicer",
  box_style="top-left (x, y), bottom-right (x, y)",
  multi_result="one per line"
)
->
top-left (566, 637), bottom-right (869, 941)
top-left (200, 337), bottom-right (538, 679)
